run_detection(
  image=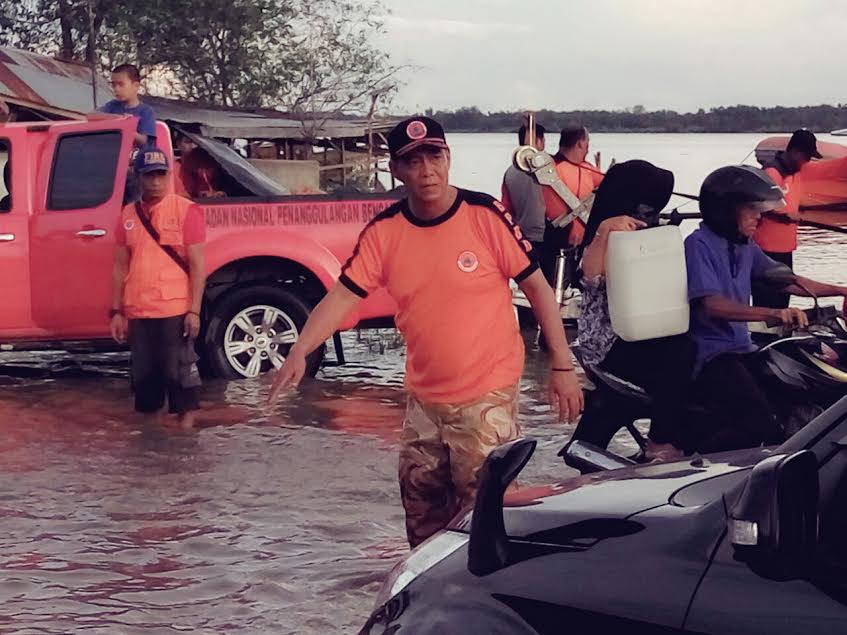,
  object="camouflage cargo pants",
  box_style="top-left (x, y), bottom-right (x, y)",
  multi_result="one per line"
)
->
top-left (398, 384), bottom-right (521, 548)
